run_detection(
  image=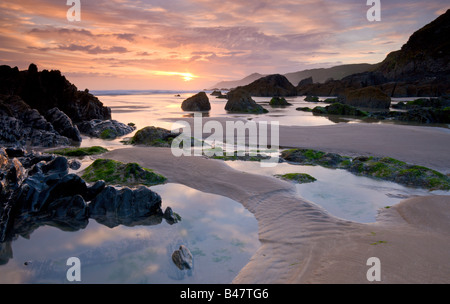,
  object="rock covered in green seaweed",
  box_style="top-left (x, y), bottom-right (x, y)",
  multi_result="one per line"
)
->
top-left (281, 149), bottom-right (450, 190)
top-left (81, 159), bottom-right (167, 186)
top-left (127, 126), bottom-right (179, 147)
top-left (275, 173), bottom-right (317, 184)
top-left (50, 146), bottom-right (108, 157)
